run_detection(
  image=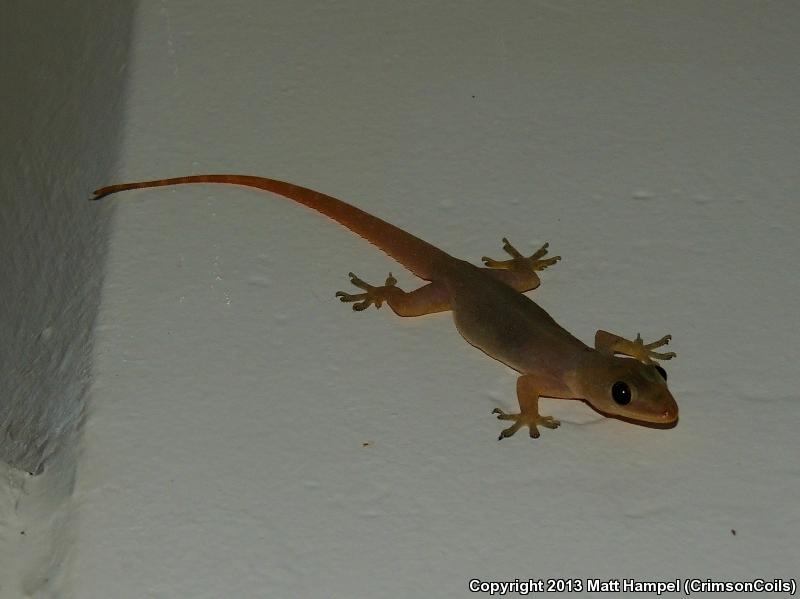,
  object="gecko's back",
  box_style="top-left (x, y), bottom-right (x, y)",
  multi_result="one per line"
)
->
top-left (444, 259), bottom-right (586, 375)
